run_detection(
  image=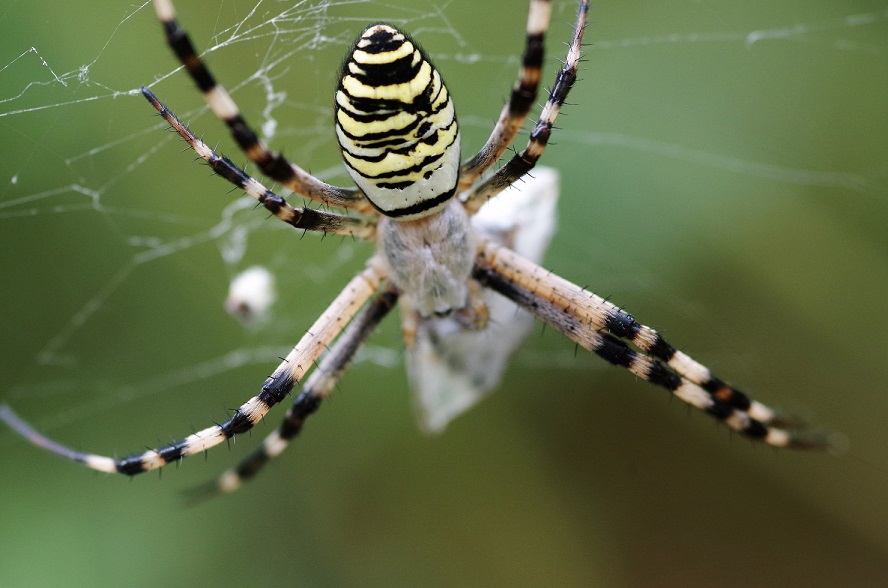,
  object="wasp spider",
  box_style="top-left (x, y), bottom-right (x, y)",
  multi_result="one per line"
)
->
top-left (0, 0), bottom-right (840, 497)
